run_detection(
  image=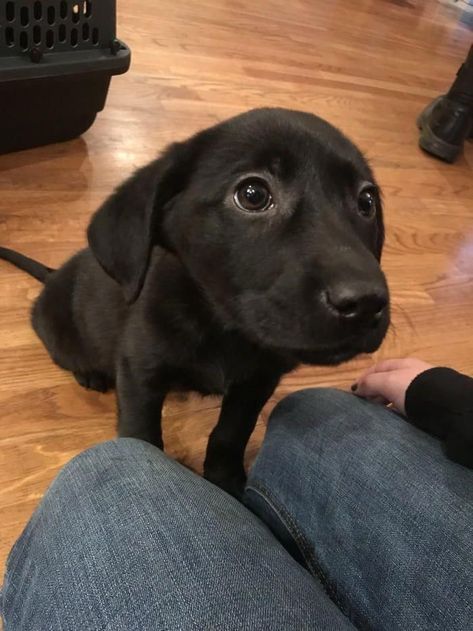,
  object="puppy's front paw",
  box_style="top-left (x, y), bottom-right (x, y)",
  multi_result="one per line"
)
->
top-left (204, 466), bottom-right (246, 500)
